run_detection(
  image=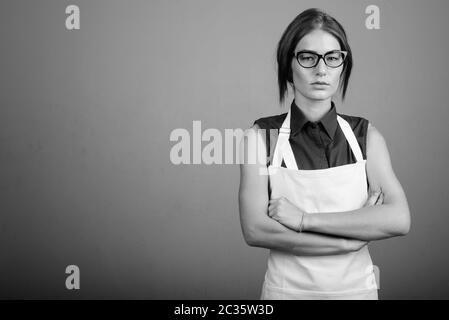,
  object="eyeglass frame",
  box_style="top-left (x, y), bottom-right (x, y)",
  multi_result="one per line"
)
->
top-left (294, 50), bottom-right (348, 68)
